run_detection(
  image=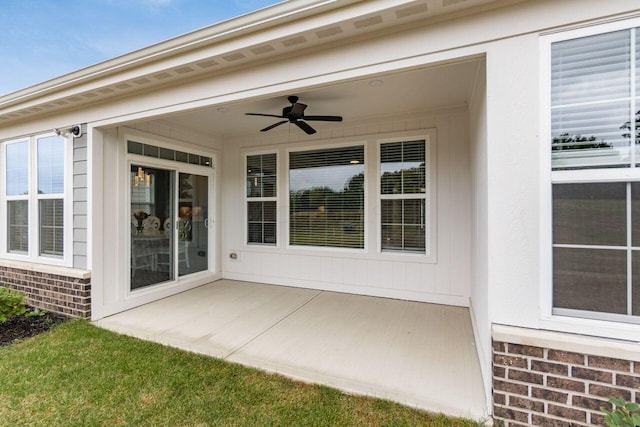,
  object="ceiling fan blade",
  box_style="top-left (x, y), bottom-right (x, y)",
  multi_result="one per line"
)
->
top-left (302, 115), bottom-right (343, 122)
top-left (295, 120), bottom-right (316, 135)
top-left (261, 121), bottom-right (287, 132)
top-left (246, 113), bottom-right (286, 119)
top-left (291, 102), bottom-right (307, 117)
